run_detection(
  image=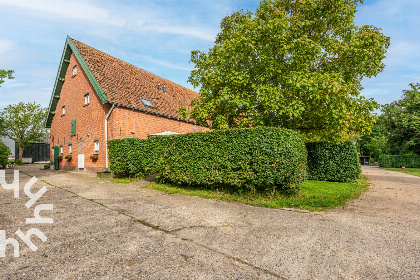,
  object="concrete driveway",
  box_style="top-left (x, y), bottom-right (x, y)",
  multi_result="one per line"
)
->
top-left (1, 165), bottom-right (419, 279)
